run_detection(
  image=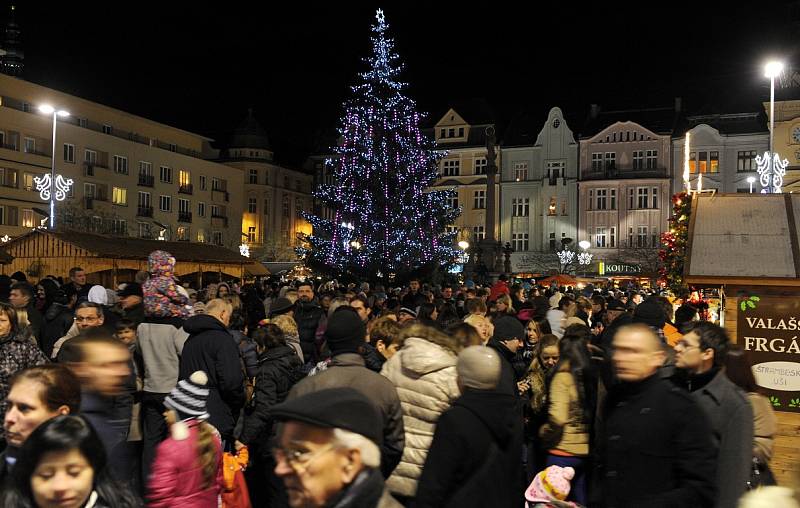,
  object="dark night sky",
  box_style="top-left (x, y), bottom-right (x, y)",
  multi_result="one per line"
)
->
top-left (12, 2), bottom-right (800, 166)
